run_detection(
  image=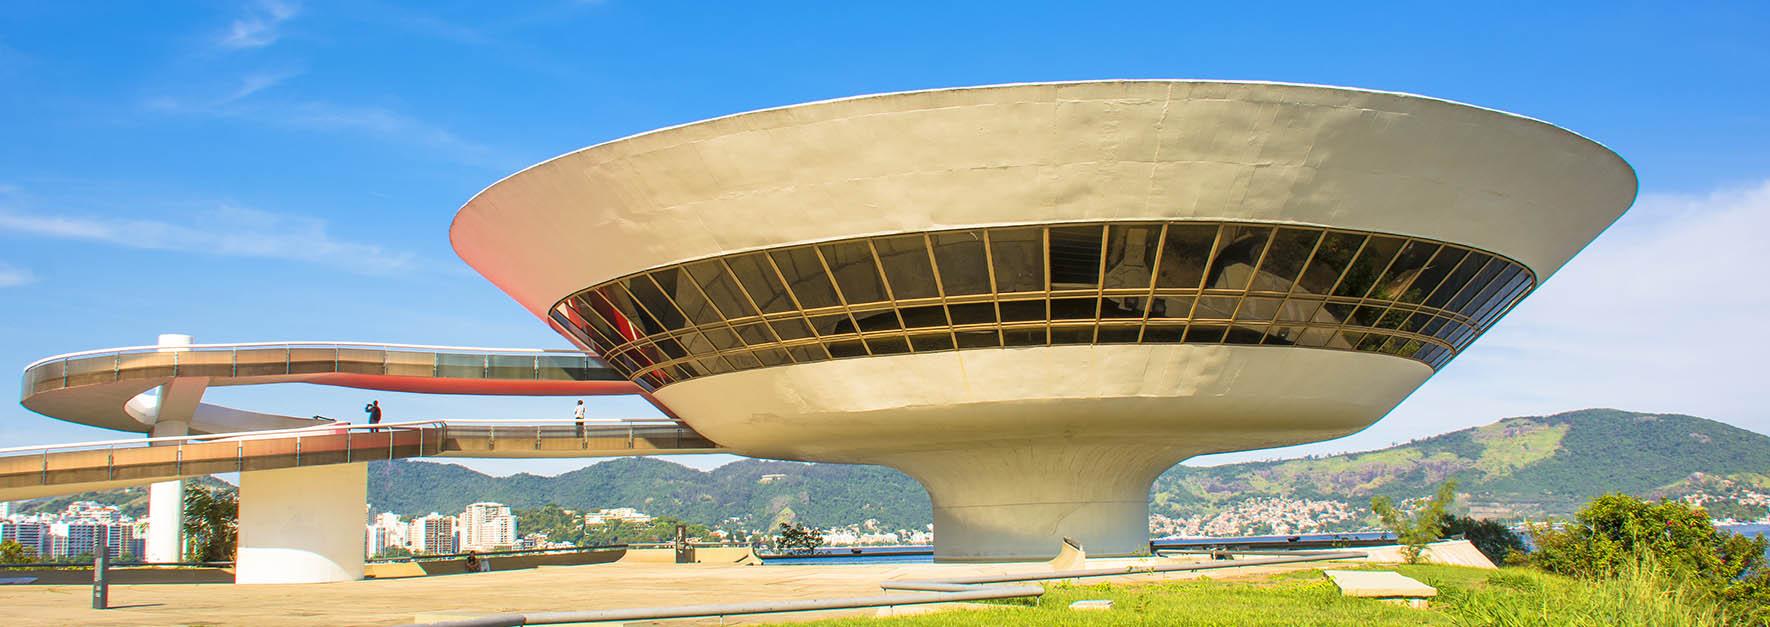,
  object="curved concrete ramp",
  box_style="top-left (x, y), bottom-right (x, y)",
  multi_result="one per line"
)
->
top-left (0, 420), bottom-right (726, 502)
top-left (20, 342), bottom-right (654, 435)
